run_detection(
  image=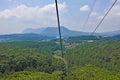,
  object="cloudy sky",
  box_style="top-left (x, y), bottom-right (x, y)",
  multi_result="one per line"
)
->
top-left (0, 0), bottom-right (120, 34)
